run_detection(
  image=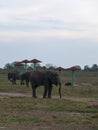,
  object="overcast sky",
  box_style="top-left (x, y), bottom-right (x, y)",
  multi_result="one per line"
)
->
top-left (0, 0), bottom-right (98, 69)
